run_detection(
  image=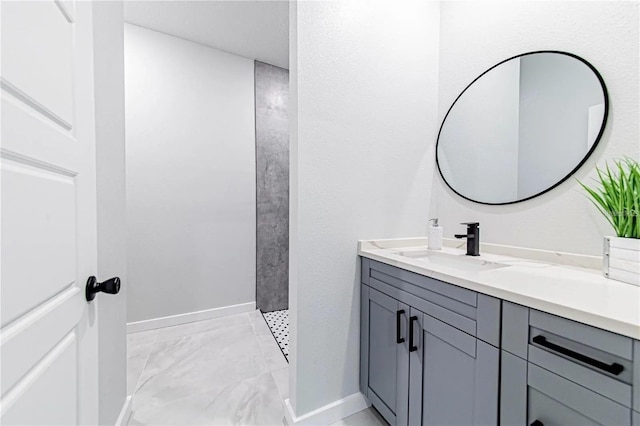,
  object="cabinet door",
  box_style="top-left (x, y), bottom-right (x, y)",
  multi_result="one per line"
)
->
top-left (409, 311), bottom-right (499, 426)
top-left (362, 285), bottom-right (410, 426)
